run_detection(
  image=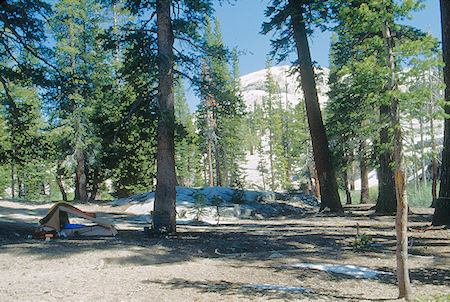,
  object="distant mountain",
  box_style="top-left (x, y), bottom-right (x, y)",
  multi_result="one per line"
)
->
top-left (238, 65), bottom-right (445, 191)
top-left (239, 65), bottom-right (331, 190)
top-left (240, 65), bottom-right (330, 109)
